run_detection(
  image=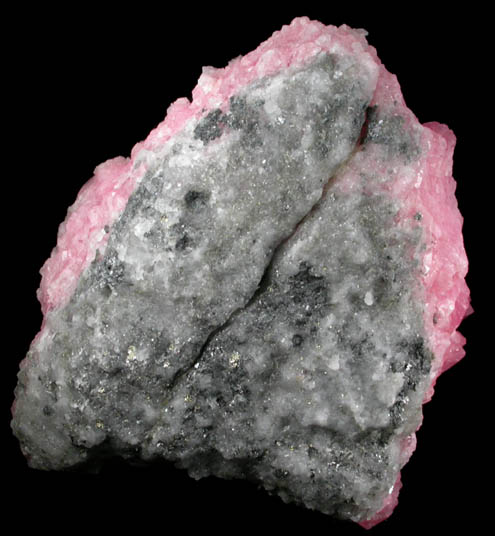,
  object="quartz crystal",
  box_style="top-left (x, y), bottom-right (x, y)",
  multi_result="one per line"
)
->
top-left (11, 17), bottom-right (471, 527)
